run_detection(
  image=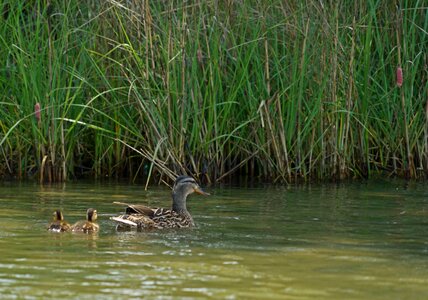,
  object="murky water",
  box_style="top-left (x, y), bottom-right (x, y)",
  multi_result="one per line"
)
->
top-left (0, 180), bottom-right (428, 299)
